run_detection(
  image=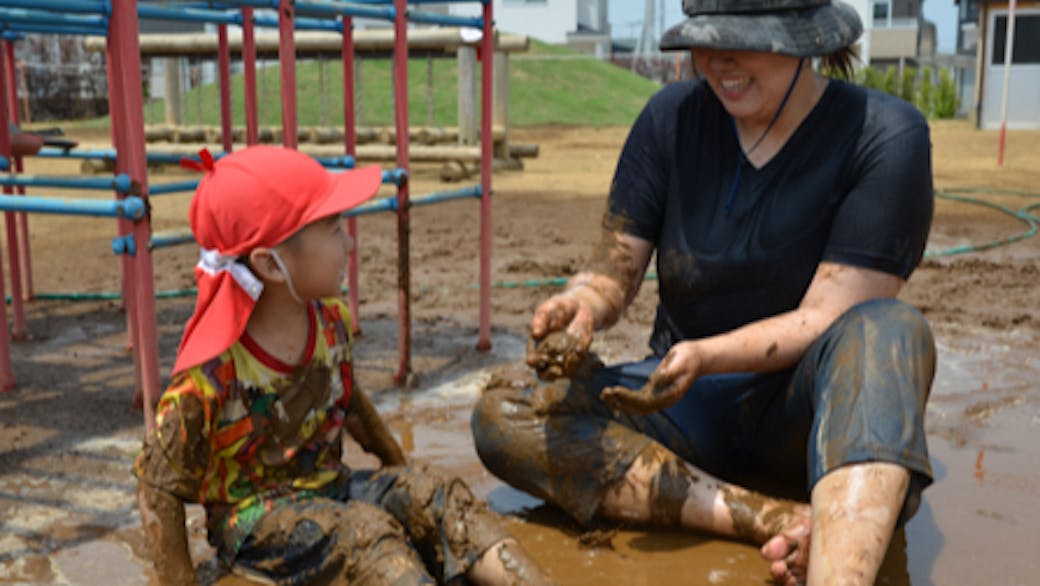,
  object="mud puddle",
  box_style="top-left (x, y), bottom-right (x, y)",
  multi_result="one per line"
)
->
top-left (2, 325), bottom-right (1037, 585)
